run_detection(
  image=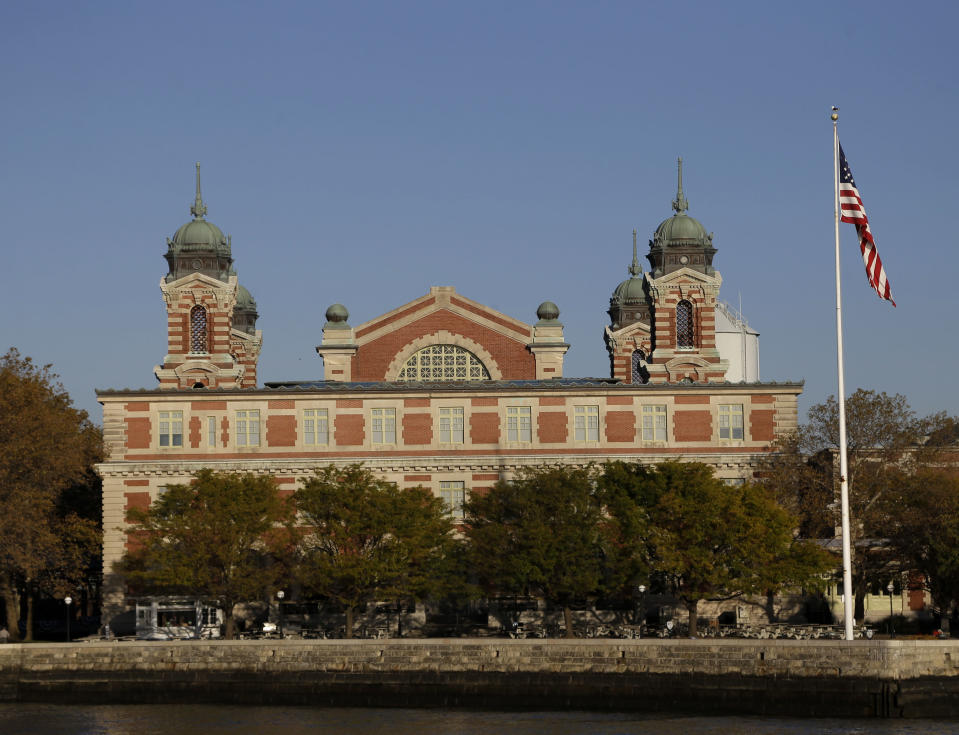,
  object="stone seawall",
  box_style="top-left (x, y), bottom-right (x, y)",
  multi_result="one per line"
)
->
top-left (1, 638), bottom-right (958, 718)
